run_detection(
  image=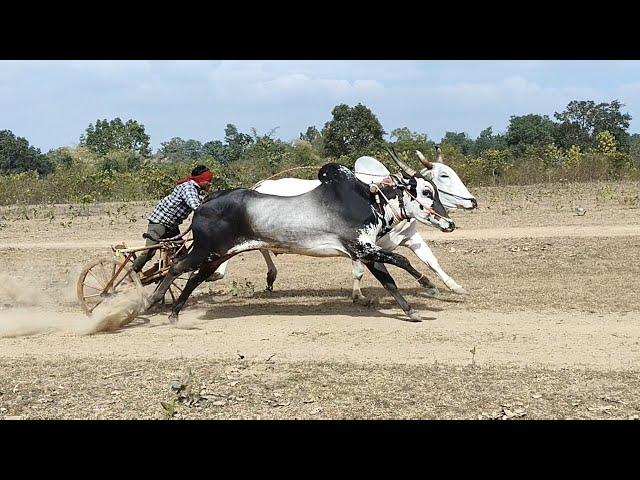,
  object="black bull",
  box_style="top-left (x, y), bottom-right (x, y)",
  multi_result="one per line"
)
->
top-left (146, 163), bottom-right (455, 323)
